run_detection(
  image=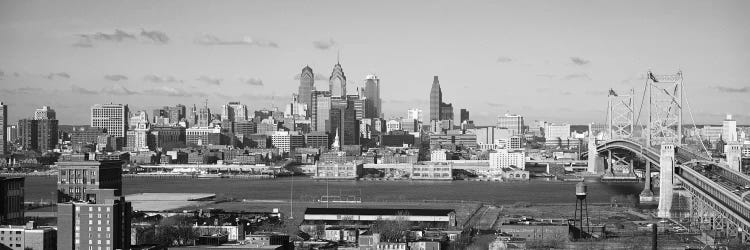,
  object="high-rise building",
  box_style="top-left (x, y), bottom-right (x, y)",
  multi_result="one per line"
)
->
top-left (168, 104), bottom-right (186, 125)
top-left (497, 113), bottom-right (524, 135)
top-left (70, 127), bottom-right (107, 153)
top-left (57, 189), bottom-right (131, 250)
top-left (312, 91), bottom-right (332, 132)
top-left (722, 114), bottom-right (738, 142)
top-left (329, 61), bottom-right (347, 97)
top-left (341, 102), bottom-right (360, 145)
top-left (36, 119), bottom-right (58, 151)
top-left (489, 149), bottom-right (526, 170)
top-left (0, 102), bottom-right (5, 155)
top-left (56, 160), bottom-right (123, 202)
top-left (221, 101), bottom-right (248, 122)
top-left (298, 66), bottom-right (315, 117)
top-left (285, 94), bottom-right (308, 118)
top-left (198, 102), bottom-right (212, 127)
top-left (440, 103), bottom-right (454, 121)
top-left (364, 75), bottom-right (381, 118)
top-left (429, 76), bottom-right (442, 122)
top-left (271, 131), bottom-right (304, 153)
top-left (91, 104), bottom-right (129, 138)
top-left (0, 177), bottom-right (24, 225)
top-left (407, 108), bottom-right (423, 123)
top-left (460, 109), bottom-right (470, 123)
top-left (33, 106), bottom-right (56, 120)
